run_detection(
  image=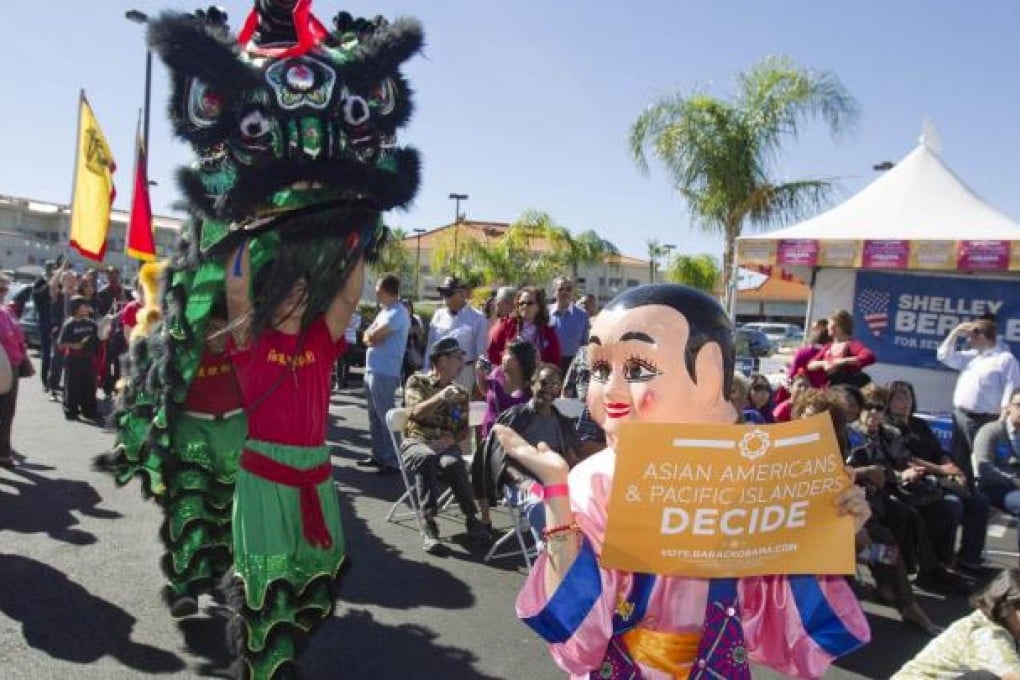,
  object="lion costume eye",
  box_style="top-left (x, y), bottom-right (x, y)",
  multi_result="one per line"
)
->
top-left (239, 110), bottom-right (272, 138)
top-left (186, 79), bottom-right (224, 128)
top-left (343, 96), bottom-right (370, 126)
